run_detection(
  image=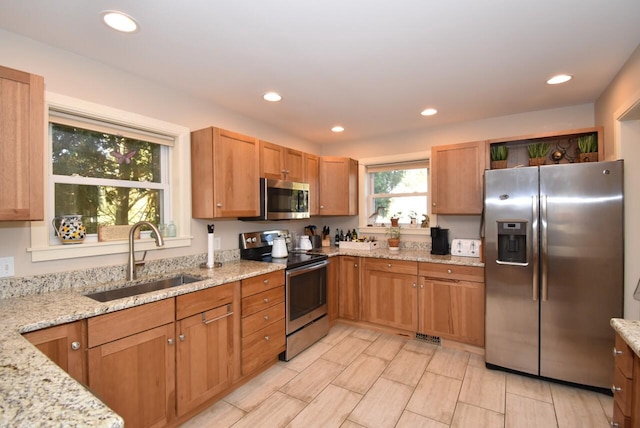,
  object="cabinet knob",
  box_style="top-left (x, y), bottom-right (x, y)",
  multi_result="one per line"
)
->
top-left (264, 335), bottom-right (270, 341)
top-left (611, 422), bottom-right (620, 428)
top-left (320, 205), bottom-right (324, 209)
top-left (420, 284), bottom-right (424, 289)
top-left (264, 315), bottom-right (270, 321)
top-left (263, 279), bottom-right (269, 284)
top-left (447, 269), bottom-right (452, 274)
top-left (168, 338), bottom-right (175, 345)
top-left (354, 263), bottom-right (358, 268)
top-left (216, 203), bottom-right (222, 207)
top-left (179, 334), bottom-right (186, 342)
top-left (613, 347), bottom-right (623, 357)
top-left (432, 202), bottom-right (436, 206)
top-left (388, 263), bottom-right (392, 268)
top-left (412, 283), bottom-right (416, 288)
top-left (264, 298), bottom-right (270, 303)
top-left (611, 385), bottom-right (622, 394)
top-left (70, 341), bottom-right (81, 351)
